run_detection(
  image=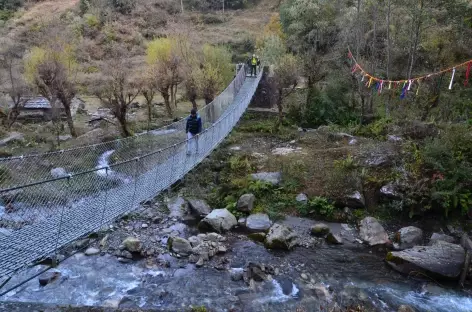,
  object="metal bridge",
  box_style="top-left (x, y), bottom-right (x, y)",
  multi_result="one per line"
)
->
top-left (0, 66), bottom-right (262, 286)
